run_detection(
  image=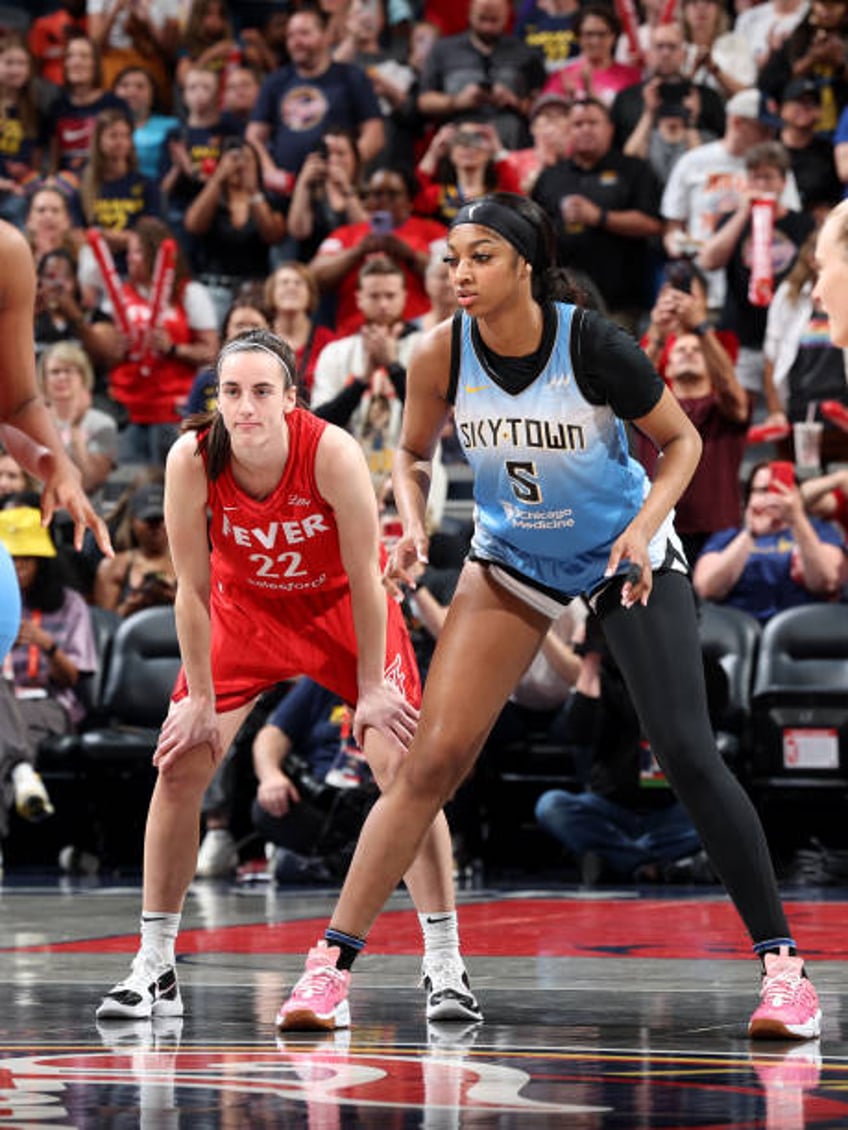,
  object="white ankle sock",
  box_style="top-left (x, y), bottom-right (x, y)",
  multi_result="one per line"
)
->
top-left (419, 910), bottom-right (460, 960)
top-left (140, 911), bottom-right (181, 966)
